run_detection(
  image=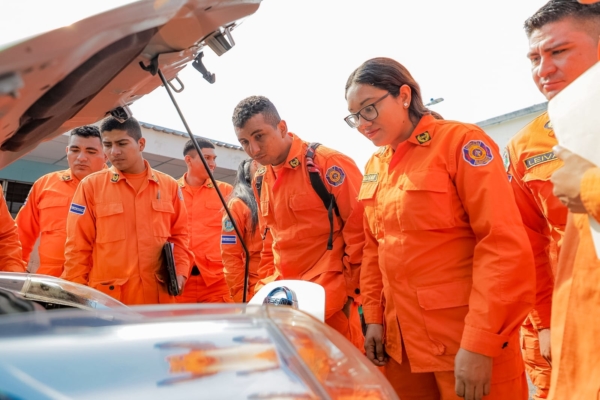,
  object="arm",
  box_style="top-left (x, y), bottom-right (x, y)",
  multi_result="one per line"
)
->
top-left (14, 183), bottom-right (41, 265)
top-left (62, 183), bottom-right (95, 284)
top-left (580, 167), bottom-right (600, 221)
top-left (0, 196), bottom-right (26, 272)
top-left (170, 186), bottom-right (192, 280)
top-left (221, 199), bottom-right (247, 302)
